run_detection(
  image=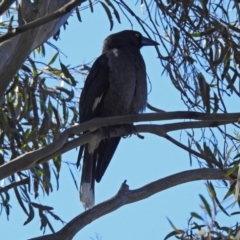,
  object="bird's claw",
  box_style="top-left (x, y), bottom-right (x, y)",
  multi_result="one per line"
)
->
top-left (101, 126), bottom-right (115, 142)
